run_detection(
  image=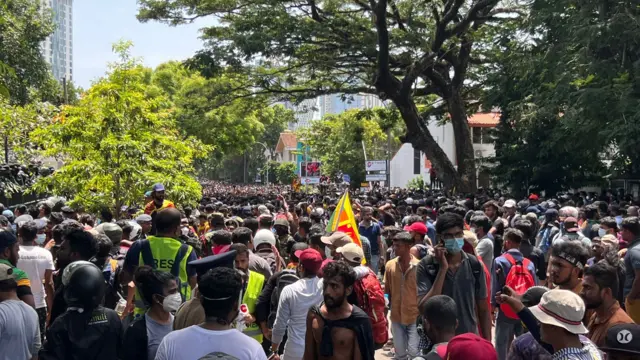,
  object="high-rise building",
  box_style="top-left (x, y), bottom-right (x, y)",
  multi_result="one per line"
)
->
top-left (40, 0), bottom-right (73, 82)
top-left (286, 93), bottom-right (385, 130)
